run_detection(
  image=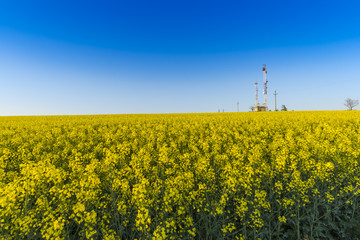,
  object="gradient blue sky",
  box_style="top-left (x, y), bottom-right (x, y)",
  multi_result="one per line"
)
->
top-left (1, 0), bottom-right (360, 115)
